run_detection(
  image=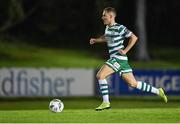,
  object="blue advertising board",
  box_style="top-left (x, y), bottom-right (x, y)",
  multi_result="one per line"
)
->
top-left (96, 70), bottom-right (180, 95)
